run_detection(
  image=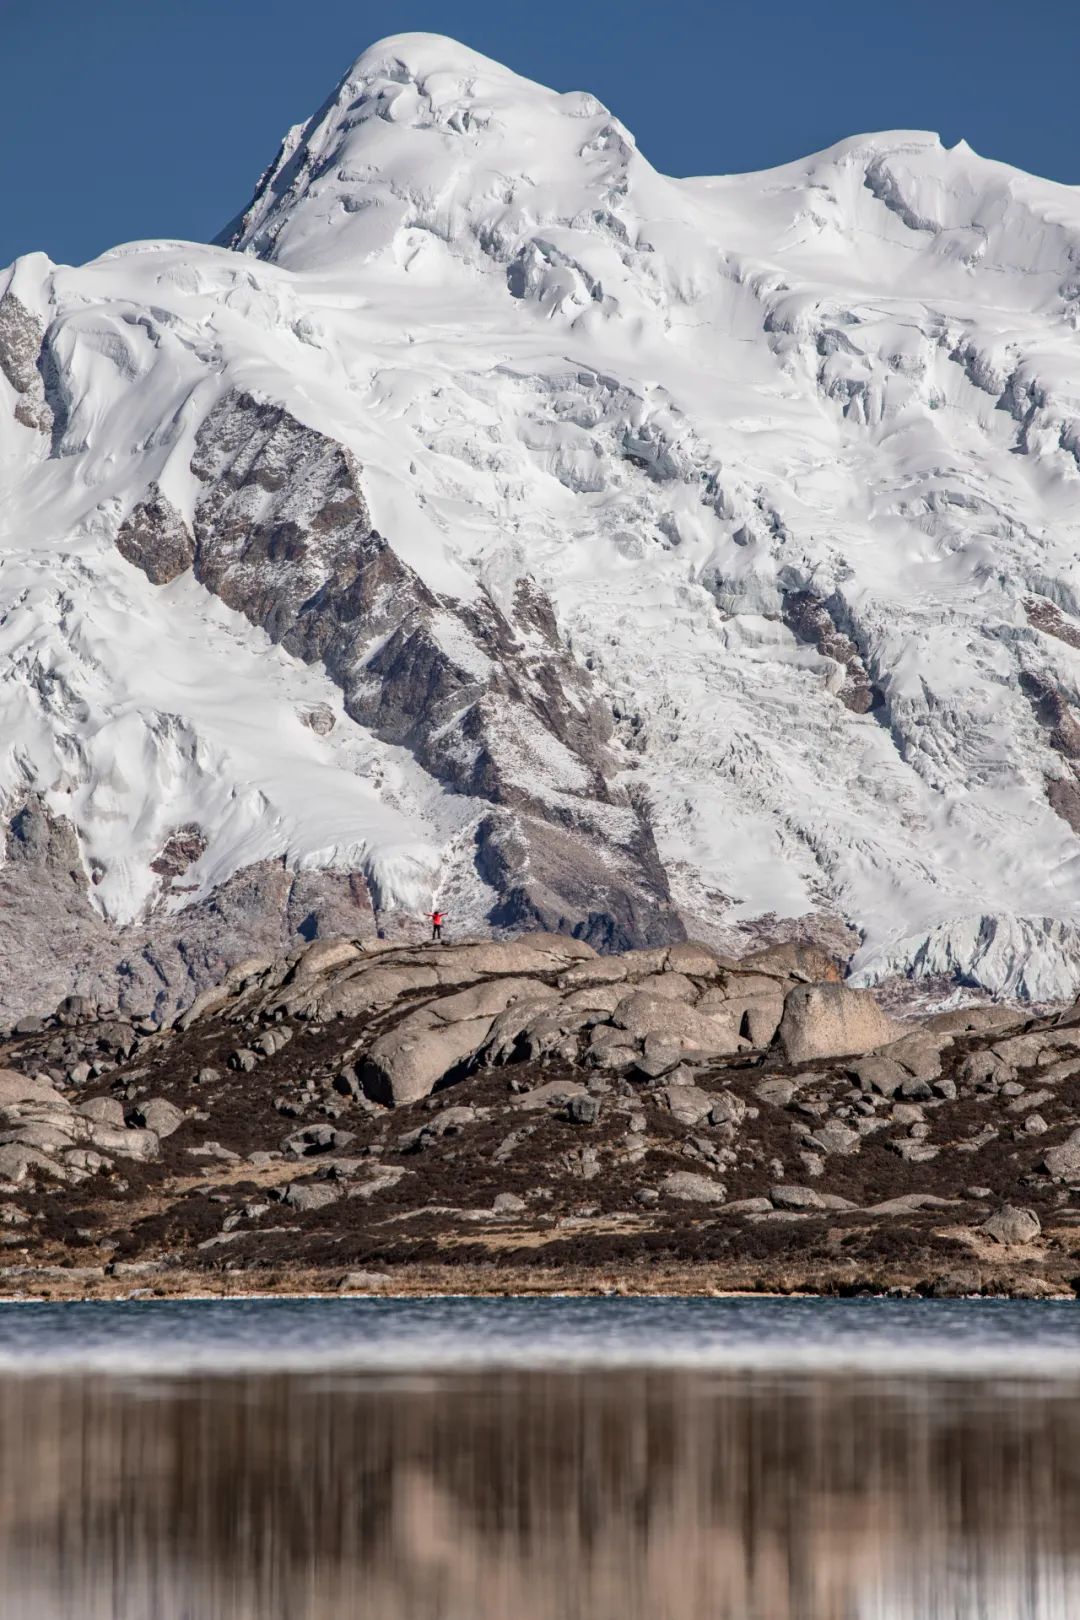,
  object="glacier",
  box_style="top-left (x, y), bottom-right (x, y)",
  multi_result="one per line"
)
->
top-left (2, 31), bottom-right (1080, 1014)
